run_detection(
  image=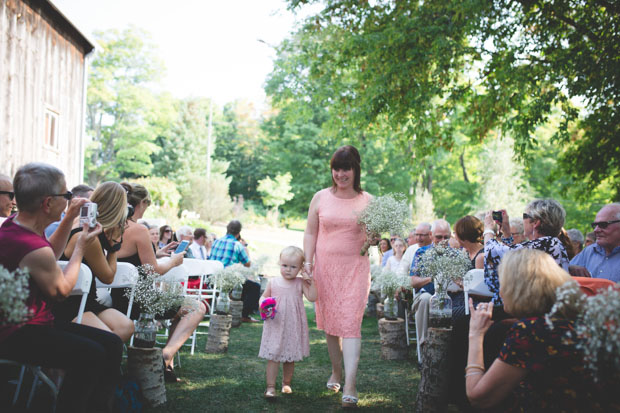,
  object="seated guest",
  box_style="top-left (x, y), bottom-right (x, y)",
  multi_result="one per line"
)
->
top-left (465, 249), bottom-right (604, 411)
top-left (566, 228), bottom-right (584, 255)
top-left (584, 231), bottom-right (596, 247)
top-left (397, 223), bottom-right (432, 276)
top-left (158, 224), bottom-right (173, 249)
top-left (0, 174), bottom-right (16, 218)
top-left (210, 220), bottom-right (260, 323)
top-left (509, 217), bottom-right (527, 244)
top-left (379, 237), bottom-right (392, 267)
top-left (147, 224), bottom-right (160, 248)
top-left (0, 163), bottom-right (122, 412)
top-left (44, 184), bottom-right (94, 238)
top-left (189, 228), bottom-right (209, 260)
top-left (569, 203), bottom-right (620, 282)
top-left (176, 225), bottom-right (195, 258)
top-left (454, 215), bottom-right (484, 270)
top-left (53, 182), bottom-right (134, 342)
top-left (384, 237), bottom-right (406, 273)
top-left (113, 182), bottom-right (206, 382)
